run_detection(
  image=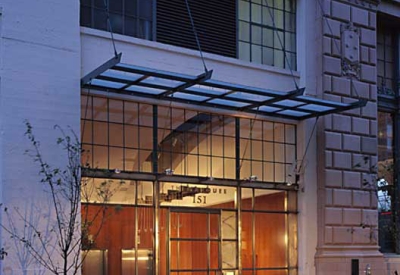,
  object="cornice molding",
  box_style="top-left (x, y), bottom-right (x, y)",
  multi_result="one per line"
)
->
top-left (340, 0), bottom-right (380, 11)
